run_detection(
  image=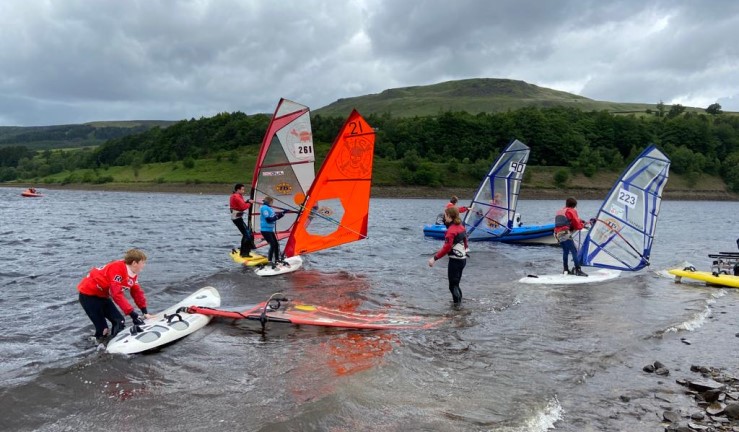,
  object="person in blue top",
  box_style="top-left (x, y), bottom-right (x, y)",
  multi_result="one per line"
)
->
top-left (260, 196), bottom-right (286, 267)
